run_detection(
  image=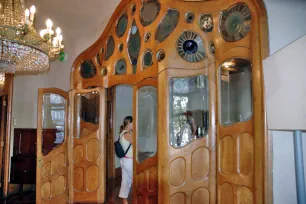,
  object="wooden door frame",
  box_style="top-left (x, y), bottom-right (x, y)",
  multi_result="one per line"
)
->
top-left (106, 86), bottom-right (116, 179)
top-left (1, 74), bottom-right (13, 198)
